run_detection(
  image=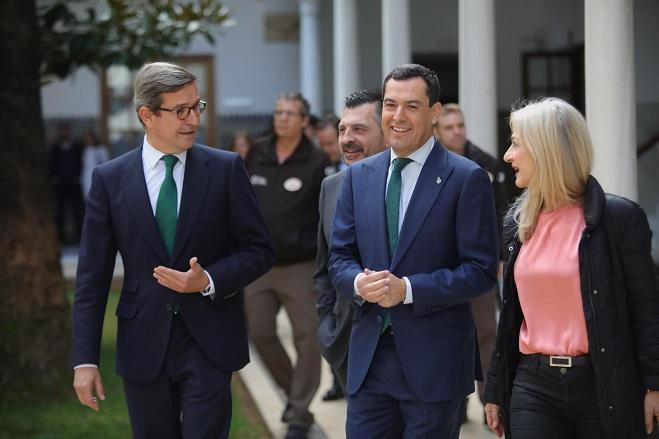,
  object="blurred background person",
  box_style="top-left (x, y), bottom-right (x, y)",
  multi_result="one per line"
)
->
top-left (244, 92), bottom-right (331, 439)
top-left (435, 102), bottom-right (512, 423)
top-left (80, 130), bottom-right (110, 197)
top-left (484, 98), bottom-right (659, 439)
top-left (229, 130), bottom-right (252, 161)
top-left (304, 113), bottom-right (320, 147)
top-left (316, 116), bottom-right (345, 173)
top-left (49, 122), bottom-right (83, 245)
